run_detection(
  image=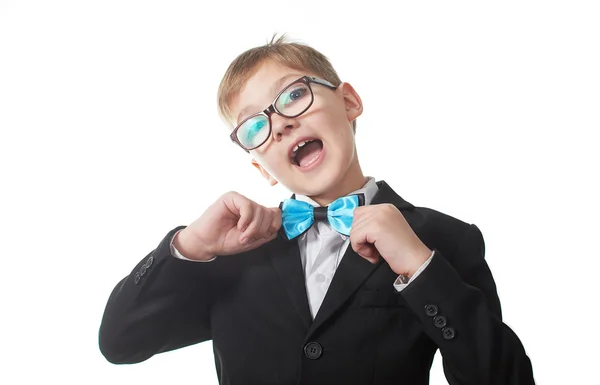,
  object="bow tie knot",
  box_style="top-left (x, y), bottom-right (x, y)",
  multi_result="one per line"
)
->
top-left (279, 193), bottom-right (365, 240)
